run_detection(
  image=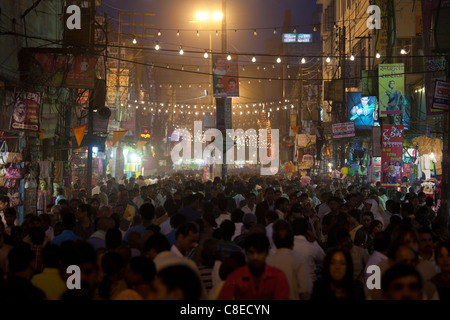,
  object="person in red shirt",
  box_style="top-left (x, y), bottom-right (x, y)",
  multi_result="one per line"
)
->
top-left (218, 233), bottom-right (290, 300)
